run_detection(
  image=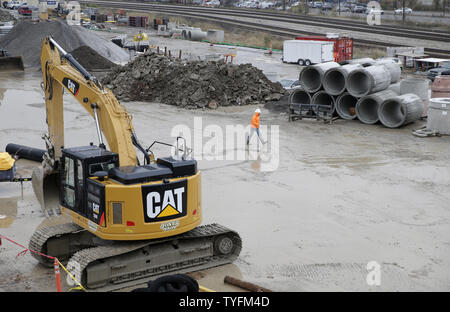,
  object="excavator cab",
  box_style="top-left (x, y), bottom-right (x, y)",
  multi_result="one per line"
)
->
top-left (60, 146), bottom-right (118, 223)
top-left (58, 144), bottom-right (202, 241)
